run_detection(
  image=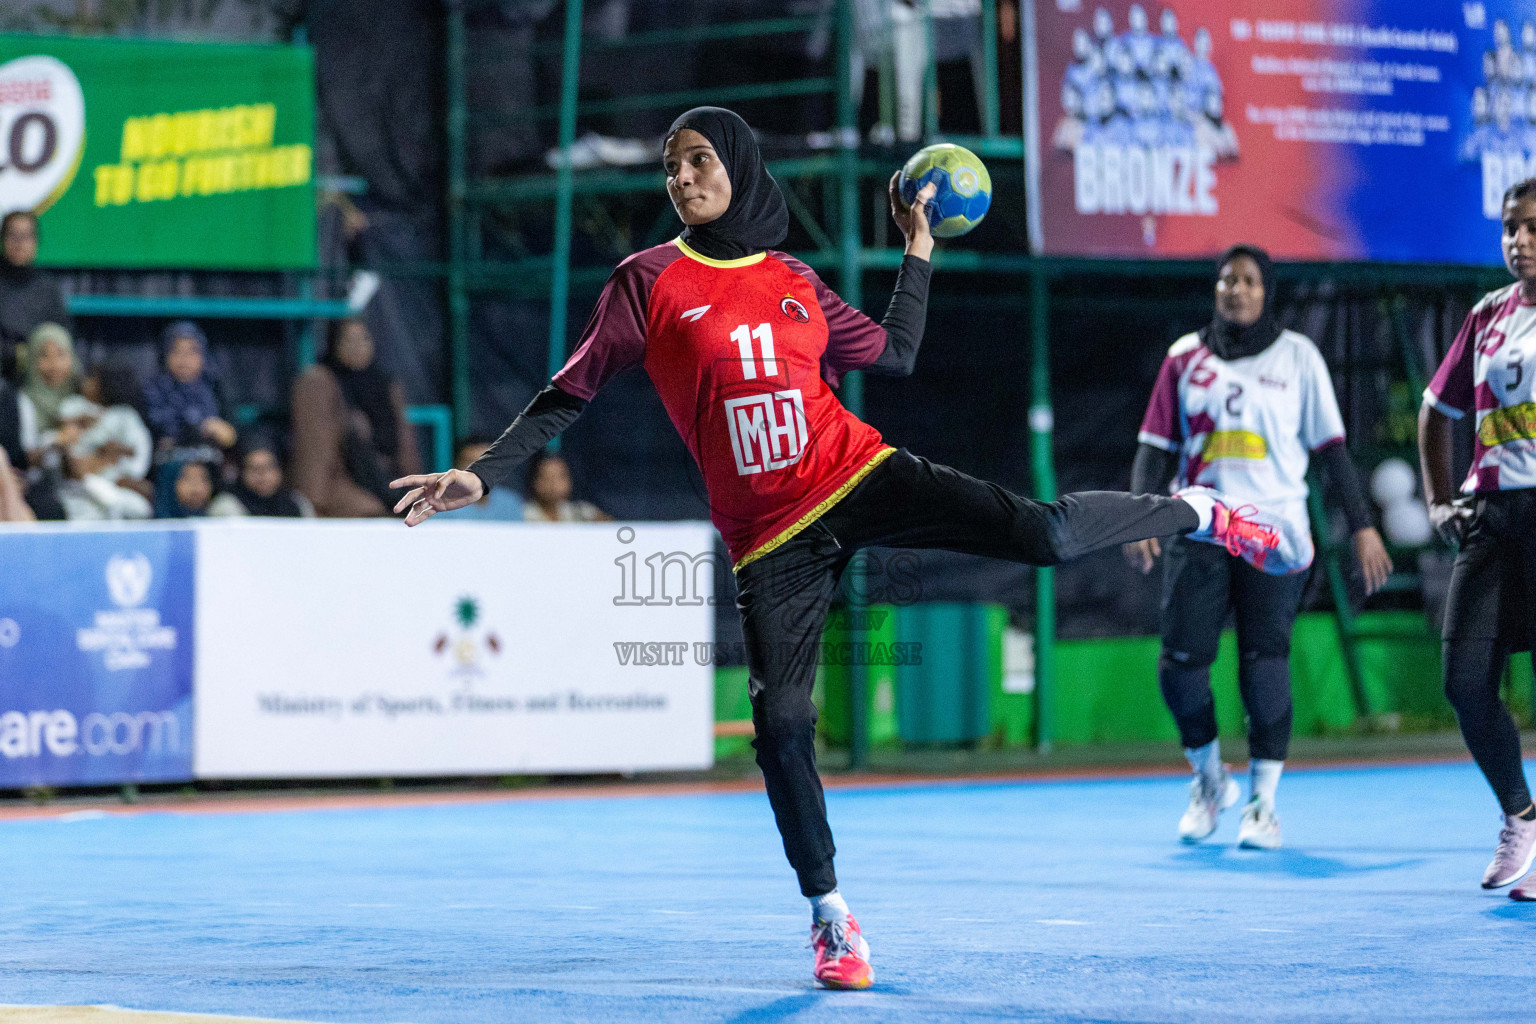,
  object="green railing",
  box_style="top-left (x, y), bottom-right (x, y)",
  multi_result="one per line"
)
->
top-left (406, 404), bottom-right (455, 473)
